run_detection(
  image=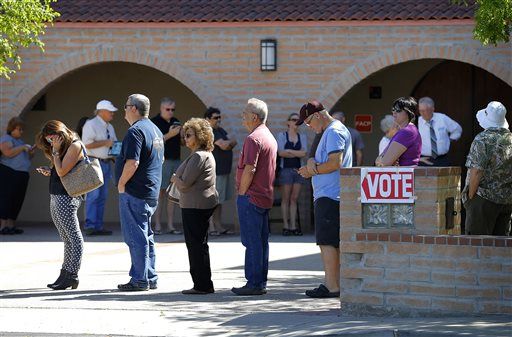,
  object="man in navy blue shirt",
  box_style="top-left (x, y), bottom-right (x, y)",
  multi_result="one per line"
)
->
top-left (115, 94), bottom-right (164, 291)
